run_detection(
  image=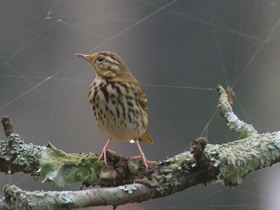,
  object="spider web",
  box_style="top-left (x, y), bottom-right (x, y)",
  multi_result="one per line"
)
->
top-left (1, 0), bottom-right (280, 210)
